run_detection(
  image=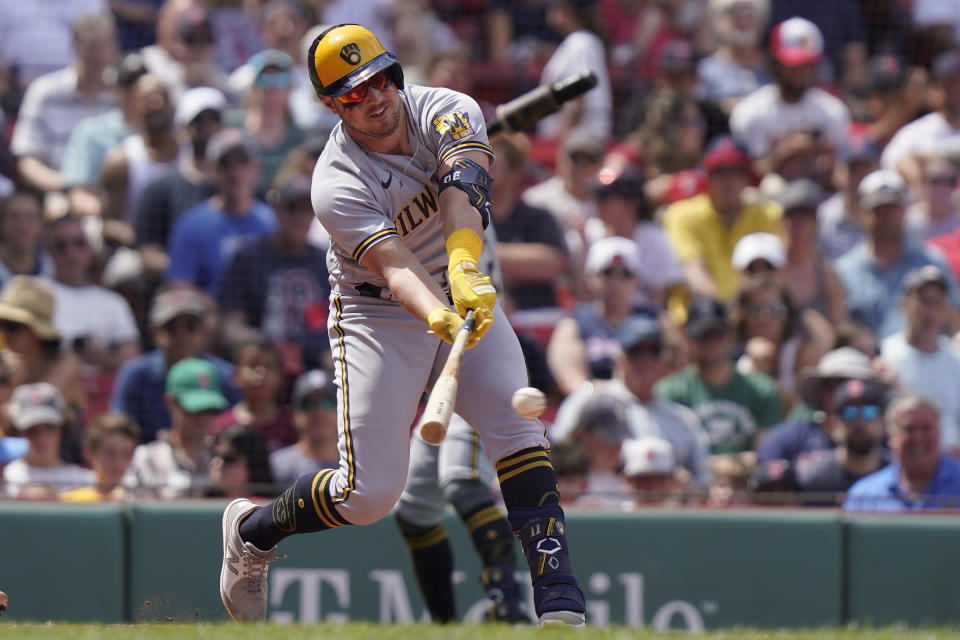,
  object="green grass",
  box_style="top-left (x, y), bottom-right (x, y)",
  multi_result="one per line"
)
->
top-left (2, 624), bottom-right (960, 640)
